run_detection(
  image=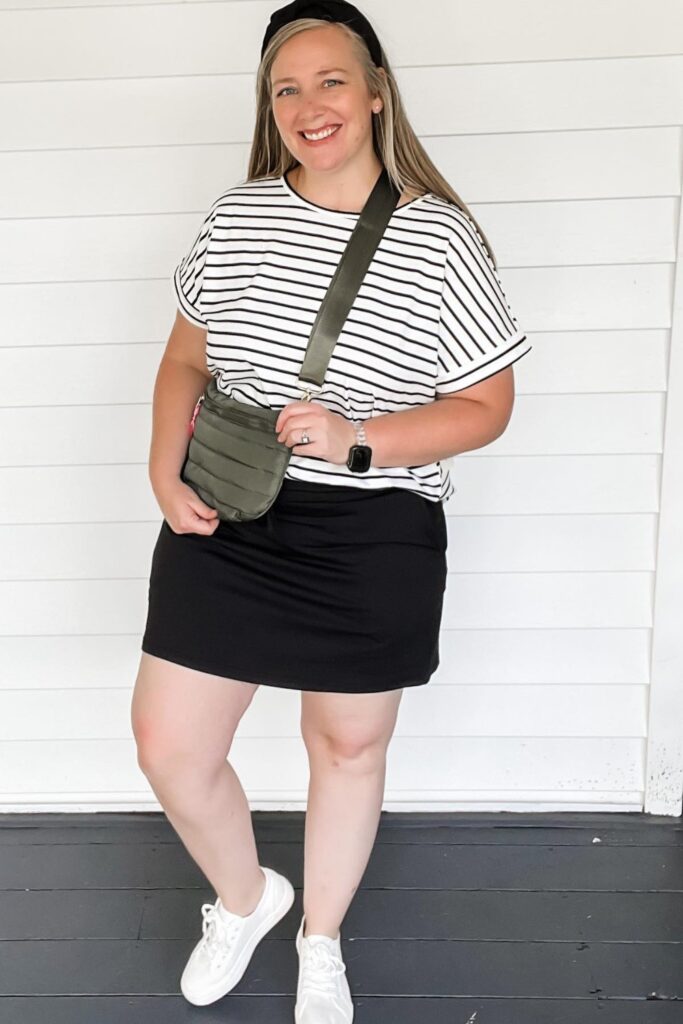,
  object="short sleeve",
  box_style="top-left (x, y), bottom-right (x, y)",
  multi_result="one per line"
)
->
top-left (172, 200), bottom-right (219, 328)
top-left (435, 214), bottom-right (532, 394)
